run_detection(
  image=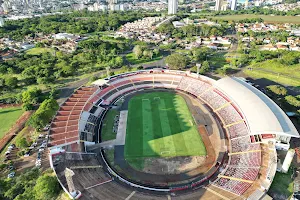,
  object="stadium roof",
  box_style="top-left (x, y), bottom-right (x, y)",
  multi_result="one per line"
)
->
top-left (215, 77), bottom-right (299, 138)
